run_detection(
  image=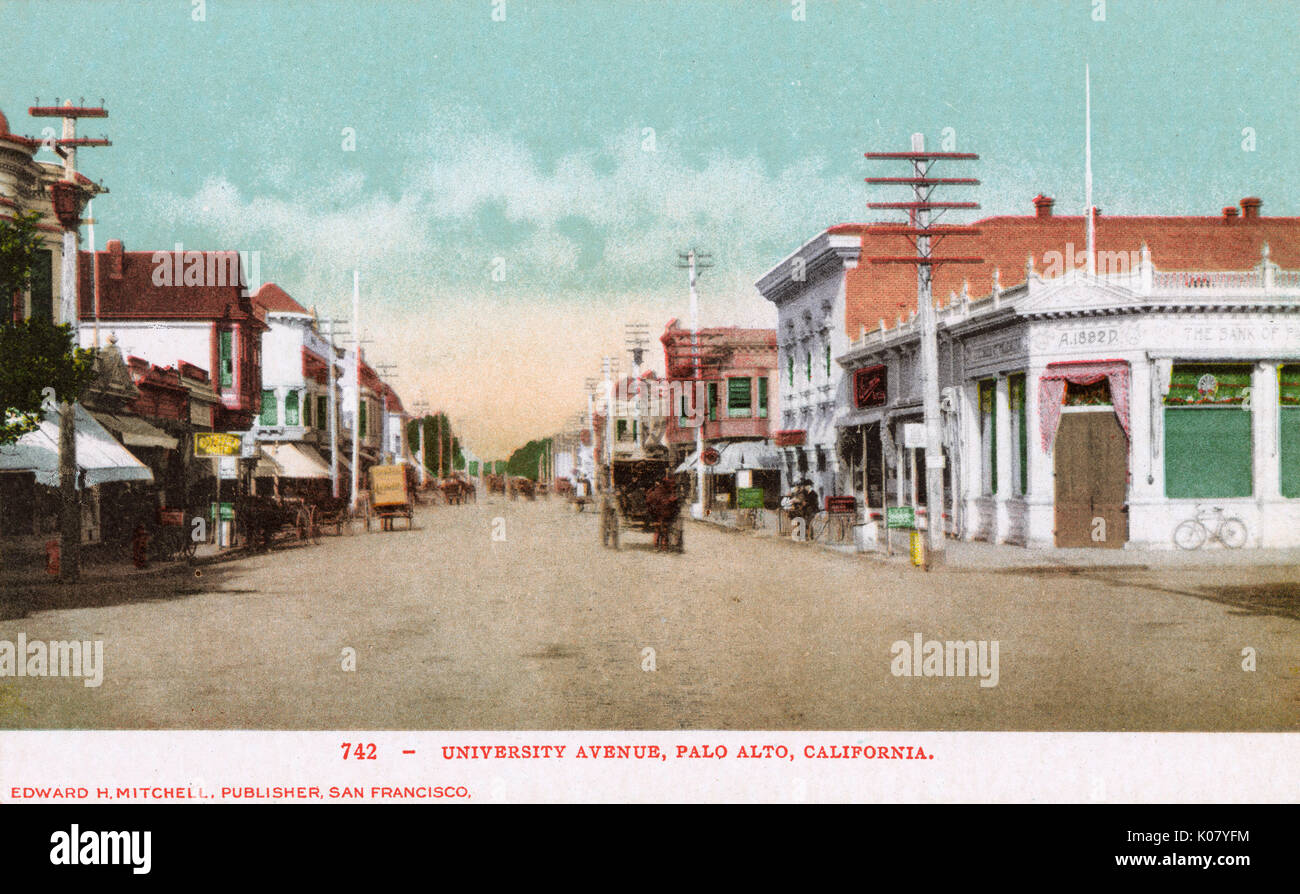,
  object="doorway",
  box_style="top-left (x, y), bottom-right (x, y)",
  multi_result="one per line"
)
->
top-left (1053, 410), bottom-right (1129, 548)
